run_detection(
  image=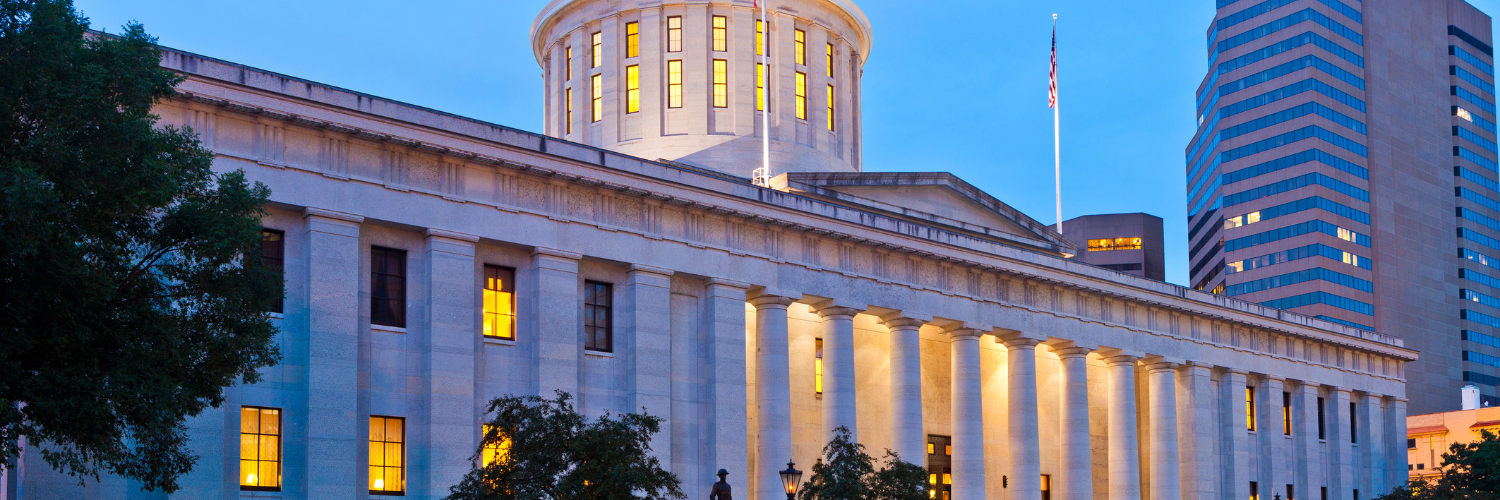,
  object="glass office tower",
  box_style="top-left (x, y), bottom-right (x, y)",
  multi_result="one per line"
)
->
top-left (1185, 0), bottom-right (1500, 413)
